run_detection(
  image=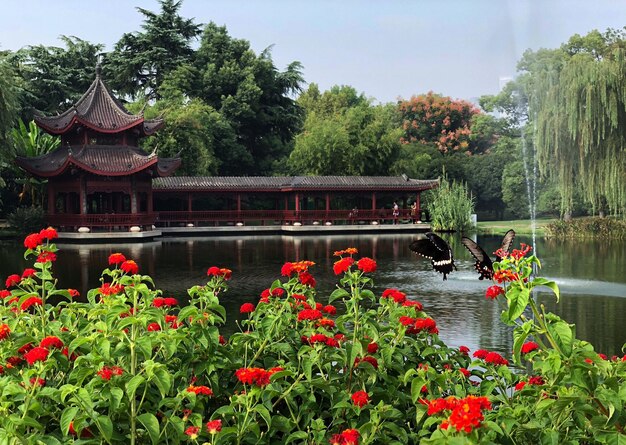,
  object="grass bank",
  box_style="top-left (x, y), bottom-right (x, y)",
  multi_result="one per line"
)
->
top-left (475, 218), bottom-right (556, 236)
